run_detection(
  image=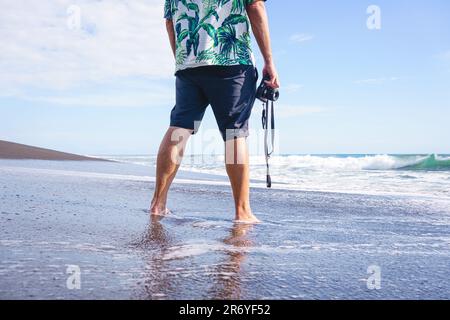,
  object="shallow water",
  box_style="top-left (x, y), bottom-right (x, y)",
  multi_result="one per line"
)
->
top-left (1, 160), bottom-right (449, 299)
